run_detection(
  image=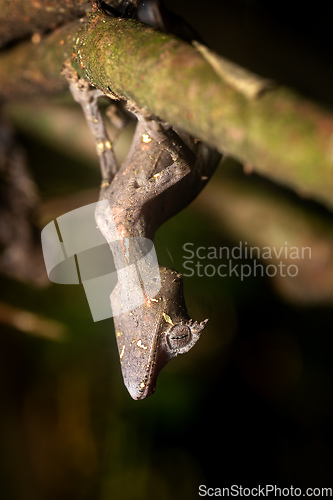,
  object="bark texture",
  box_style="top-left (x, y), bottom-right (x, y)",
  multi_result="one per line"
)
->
top-left (0, 6), bottom-right (332, 207)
